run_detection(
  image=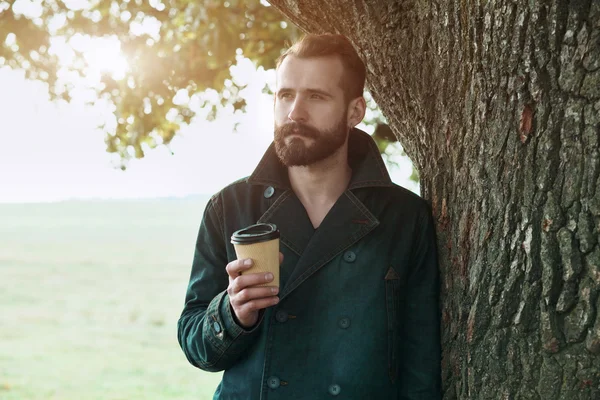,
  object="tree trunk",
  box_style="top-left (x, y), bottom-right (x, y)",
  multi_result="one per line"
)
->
top-left (268, 0), bottom-right (600, 398)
